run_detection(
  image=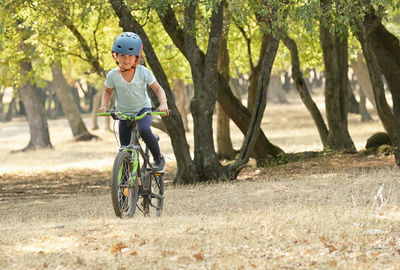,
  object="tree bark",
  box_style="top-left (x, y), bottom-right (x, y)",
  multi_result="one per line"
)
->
top-left (359, 89), bottom-right (372, 122)
top-left (216, 7), bottom-right (236, 160)
top-left (173, 78), bottom-right (189, 132)
top-left (282, 33), bottom-right (329, 148)
top-left (19, 61), bottom-right (52, 151)
top-left (91, 90), bottom-right (102, 130)
top-left (5, 97), bottom-right (16, 122)
top-left (267, 74), bottom-right (288, 104)
top-left (363, 12), bottom-right (400, 118)
top-left (247, 36), bottom-right (268, 112)
top-left (350, 52), bottom-right (376, 110)
top-left (109, 0), bottom-right (199, 183)
top-left (347, 83), bottom-right (360, 114)
top-left (184, 1), bottom-right (224, 179)
top-left (319, 12), bottom-right (355, 152)
top-left (356, 11), bottom-right (400, 166)
top-left (51, 62), bottom-right (97, 141)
